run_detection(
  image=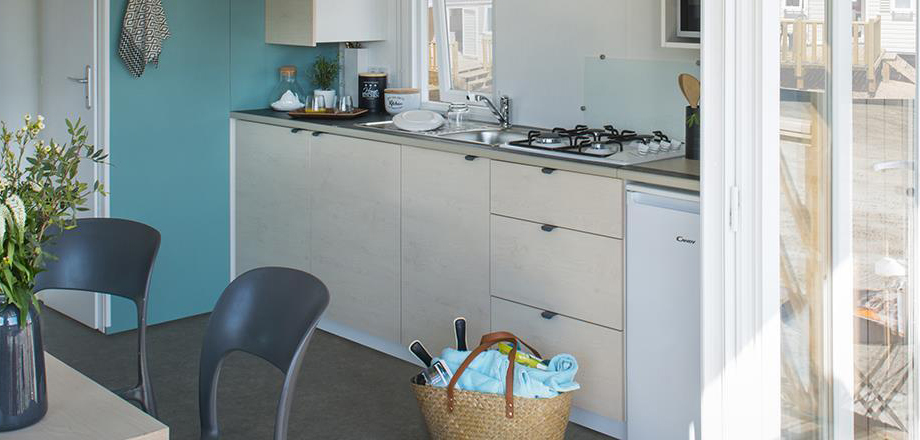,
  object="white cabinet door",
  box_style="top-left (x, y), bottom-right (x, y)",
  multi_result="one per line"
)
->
top-left (401, 147), bottom-right (490, 350)
top-left (234, 121), bottom-right (310, 276)
top-left (310, 134), bottom-right (401, 342)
